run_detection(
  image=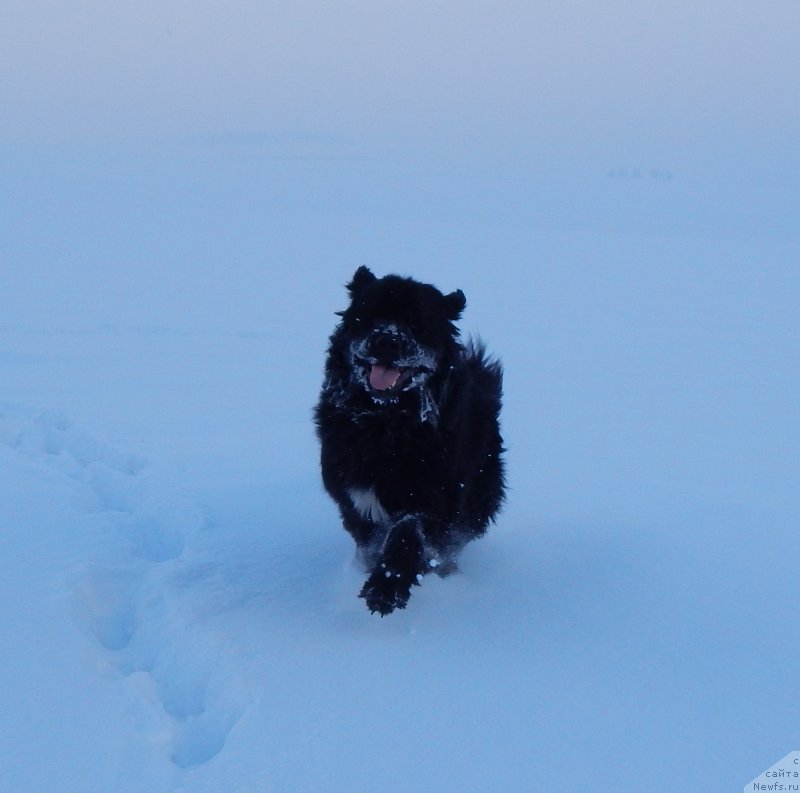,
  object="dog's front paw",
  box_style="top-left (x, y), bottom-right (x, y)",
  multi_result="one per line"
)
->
top-left (359, 566), bottom-right (417, 616)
